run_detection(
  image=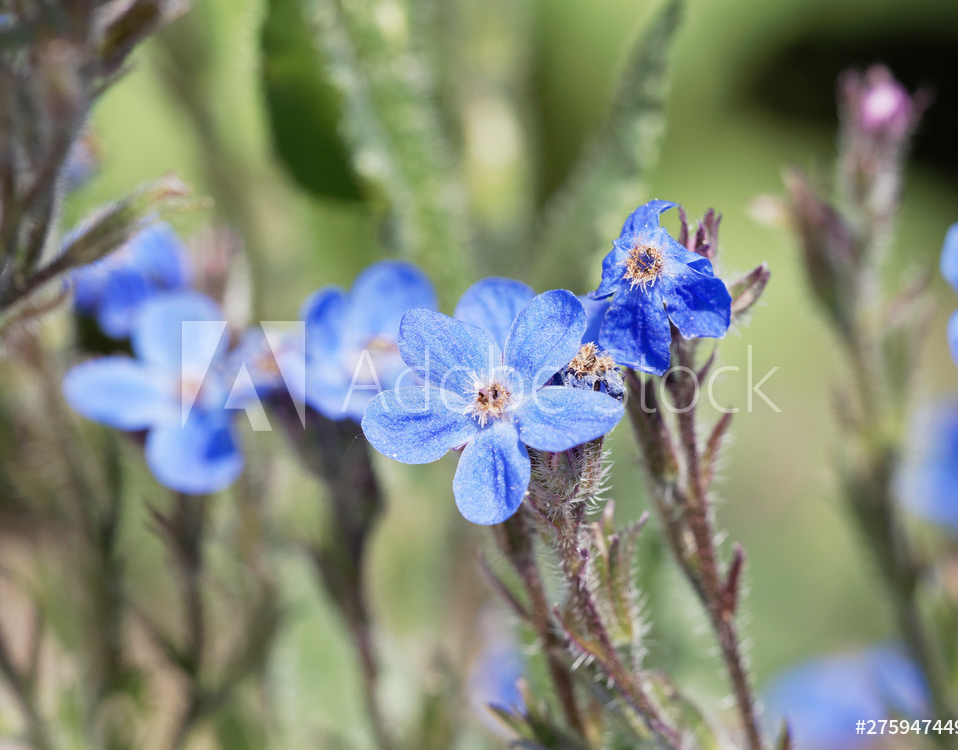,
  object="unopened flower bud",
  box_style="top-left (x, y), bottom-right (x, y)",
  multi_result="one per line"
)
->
top-left (782, 167), bottom-right (860, 331)
top-left (843, 65), bottom-right (918, 143)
